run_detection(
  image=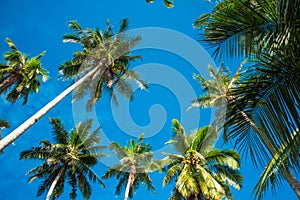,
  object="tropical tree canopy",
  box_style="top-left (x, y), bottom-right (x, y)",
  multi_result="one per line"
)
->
top-left (194, 1), bottom-right (300, 197)
top-left (163, 119), bottom-right (243, 200)
top-left (195, 0), bottom-right (300, 60)
top-left (0, 38), bottom-right (48, 104)
top-left (102, 134), bottom-right (160, 199)
top-left (20, 118), bottom-right (105, 200)
top-left (60, 19), bottom-right (147, 110)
